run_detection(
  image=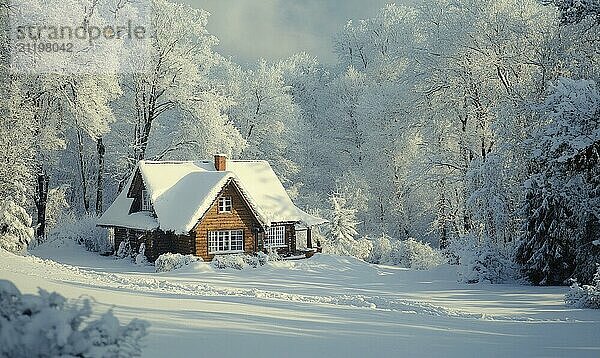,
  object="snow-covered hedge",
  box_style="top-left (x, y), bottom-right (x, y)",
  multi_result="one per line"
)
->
top-left (565, 265), bottom-right (600, 309)
top-left (0, 198), bottom-right (33, 254)
top-left (211, 252), bottom-right (270, 270)
top-left (457, 244), bottom-right (517, 284)
top-left (0, 279), bottom-right (149, 357)
top-left (47, 215), bottom-right (111, 254)
top-left (155, 253), bottom-right (203, 273)
top-left (367, 235), bottom-right (444, 270)
top-left (450, 234), bottom-right (517, 284)
top-left (401, 238), bottom-right (446, 270)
